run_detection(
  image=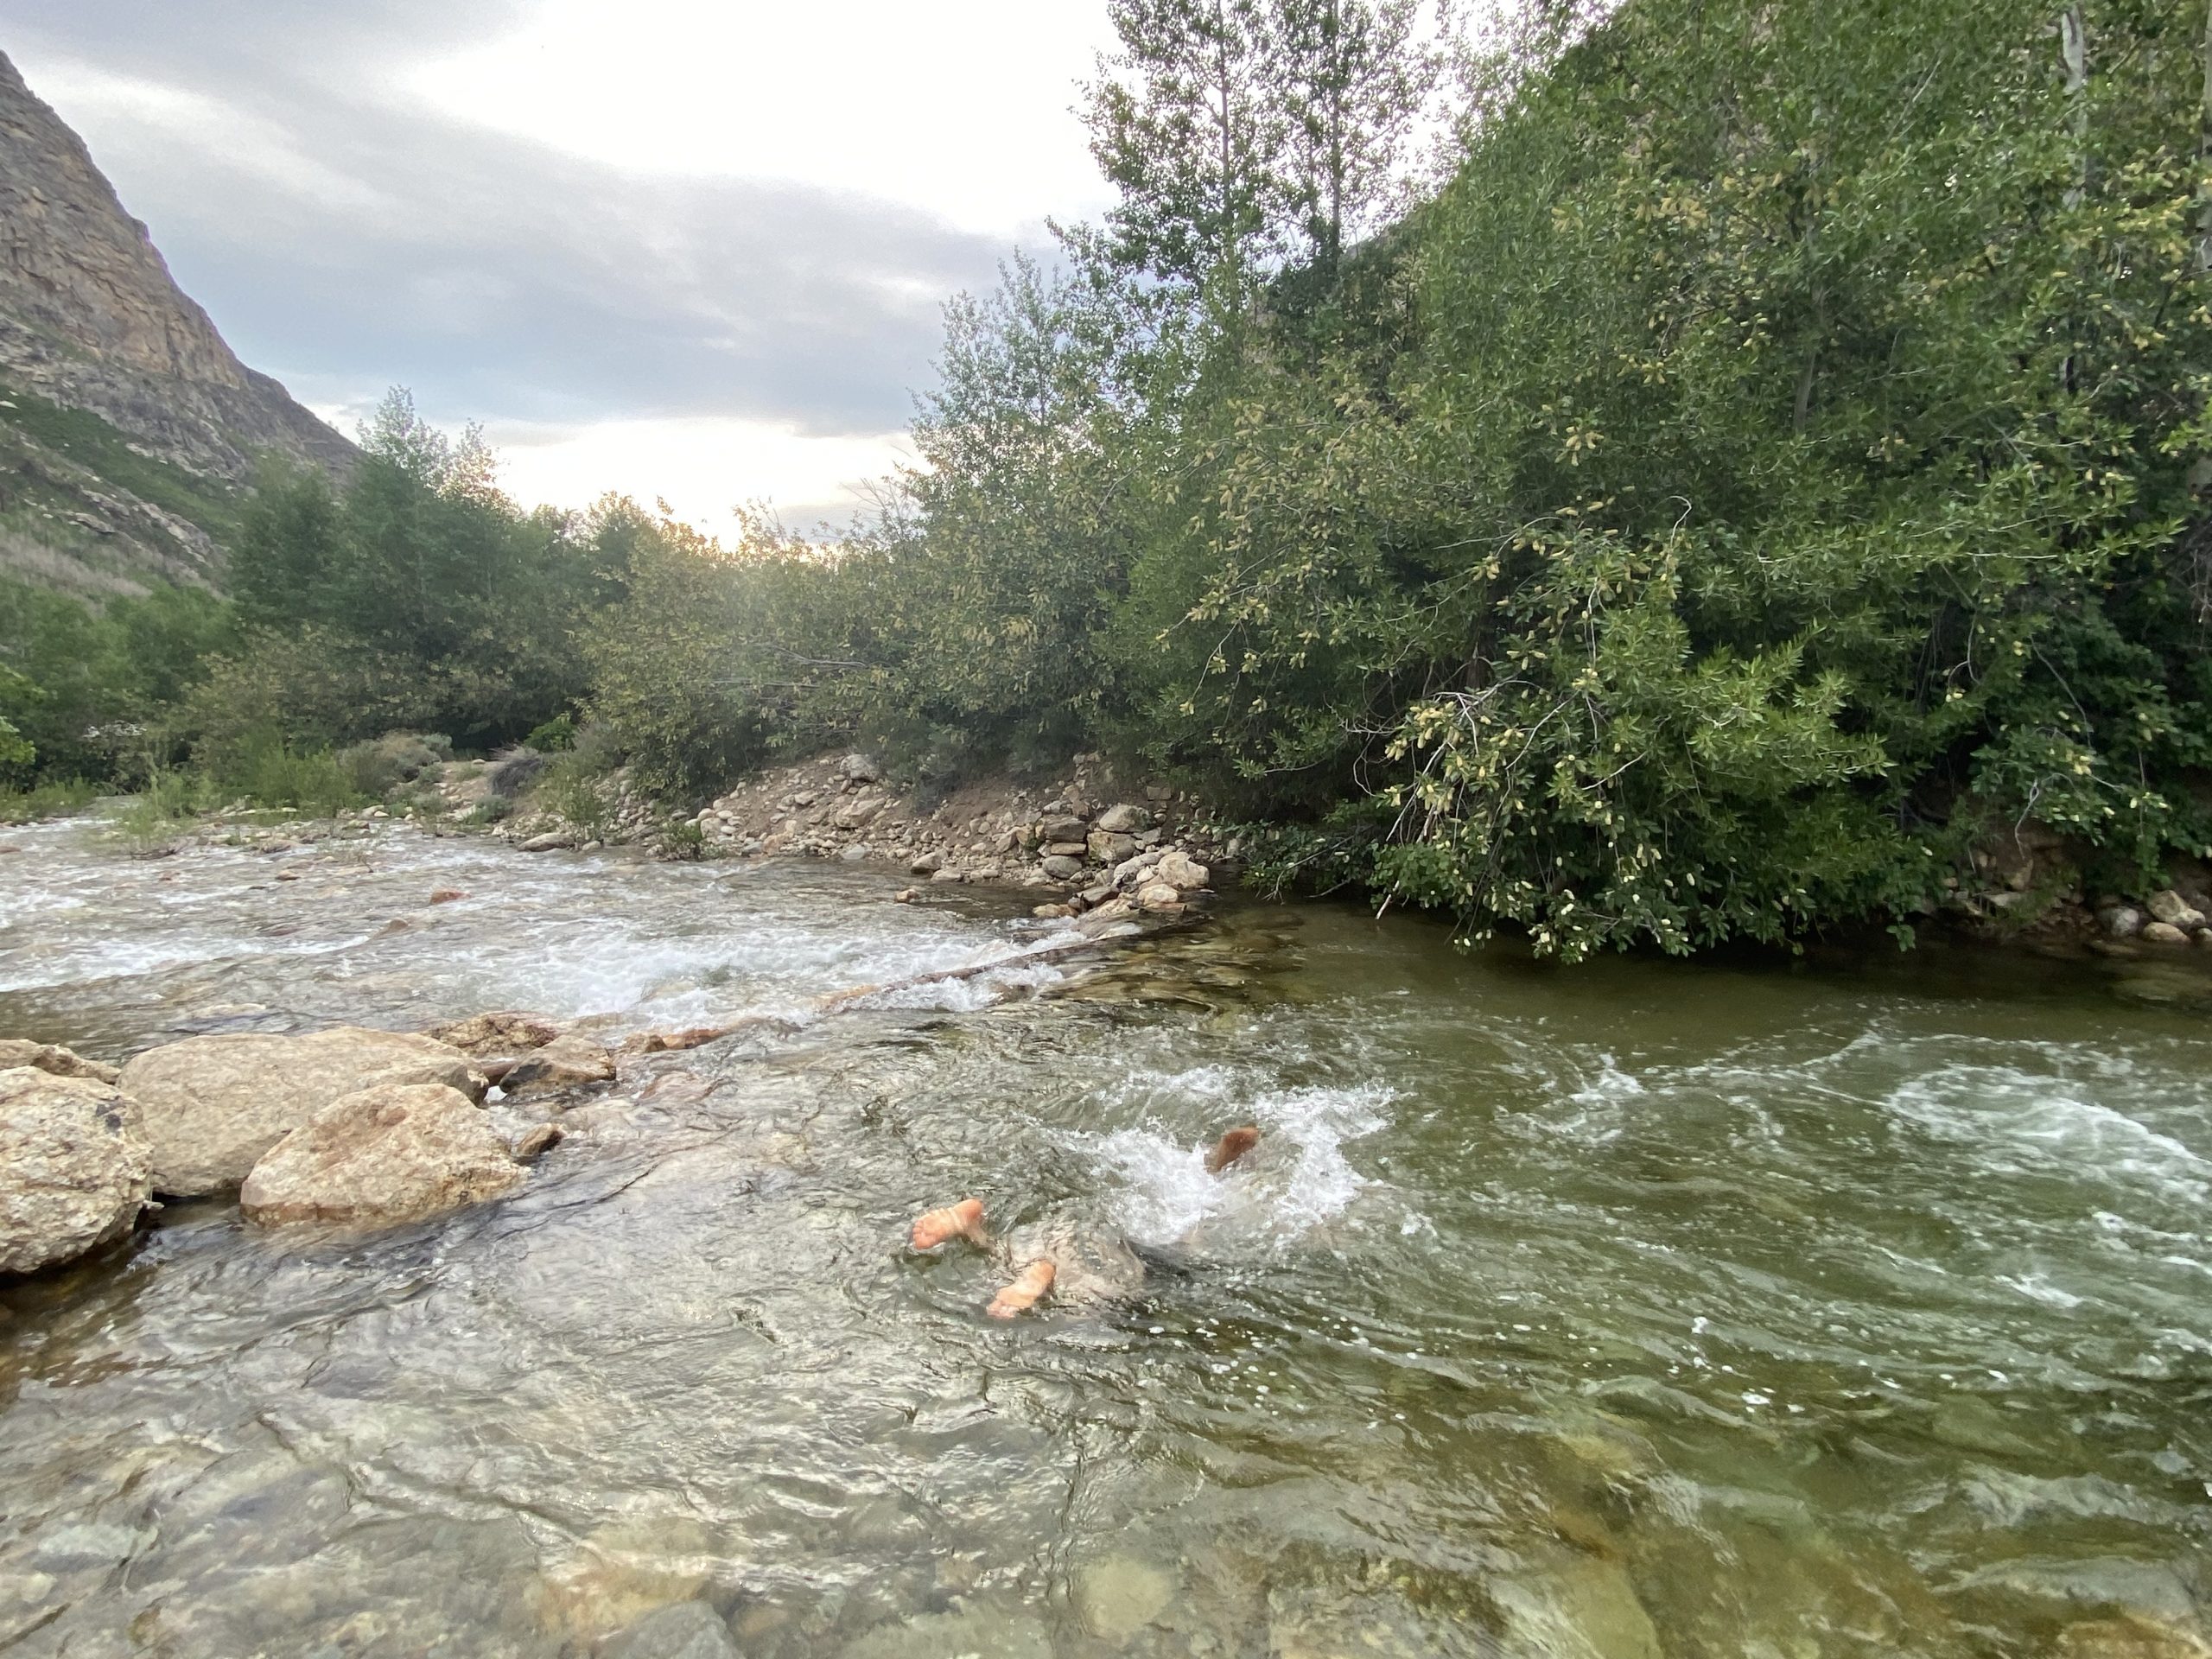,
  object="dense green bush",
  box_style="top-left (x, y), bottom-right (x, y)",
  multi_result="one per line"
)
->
top-left (583, 513), bottom-right (820, 801)
top-left (334, 731), bottom-right (449, 798)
